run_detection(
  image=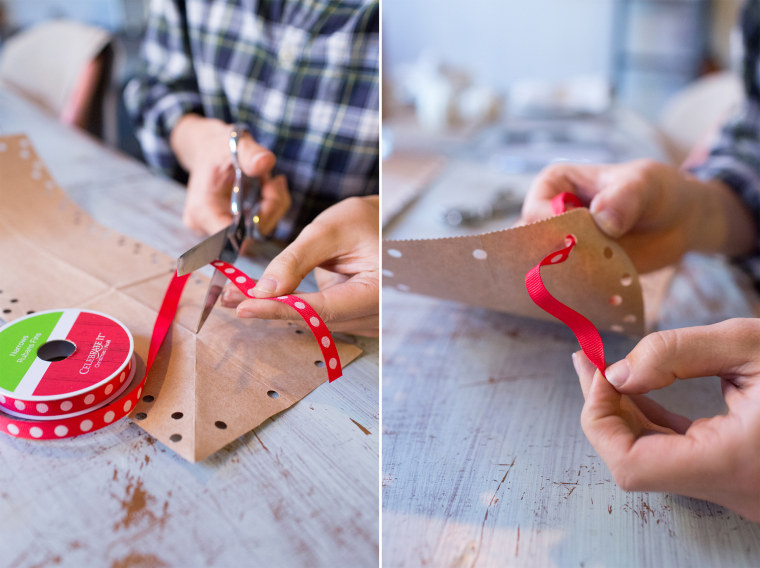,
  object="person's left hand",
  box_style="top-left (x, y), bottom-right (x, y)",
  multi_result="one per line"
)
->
top-left (221, 195), bottom-right (379, 337)
top-left (572, 319), bottom-right (760, 522)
